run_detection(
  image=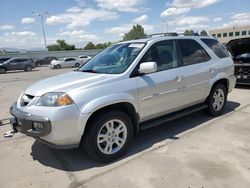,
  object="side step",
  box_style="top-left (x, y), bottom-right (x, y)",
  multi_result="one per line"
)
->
top-left (139, 103), bottom-right (208, 130)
